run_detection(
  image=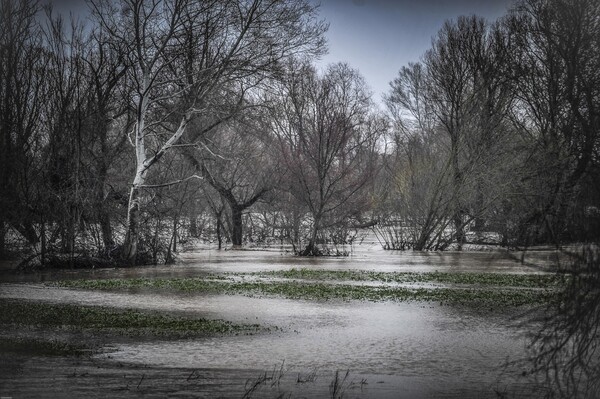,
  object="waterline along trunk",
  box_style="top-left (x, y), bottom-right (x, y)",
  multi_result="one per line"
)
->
top-left (302, 220), bottom-right (321, 256)
top-left (231, 206), bottom-right (243, 248)
top-left (123, 187), bottom-right (141, 265)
